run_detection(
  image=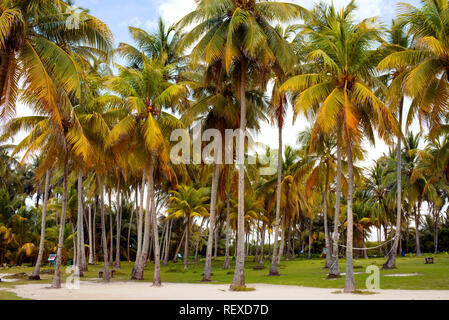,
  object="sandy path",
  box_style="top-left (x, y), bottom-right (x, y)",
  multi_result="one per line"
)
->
top-left (4, 281), bottom-right (449, 300)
